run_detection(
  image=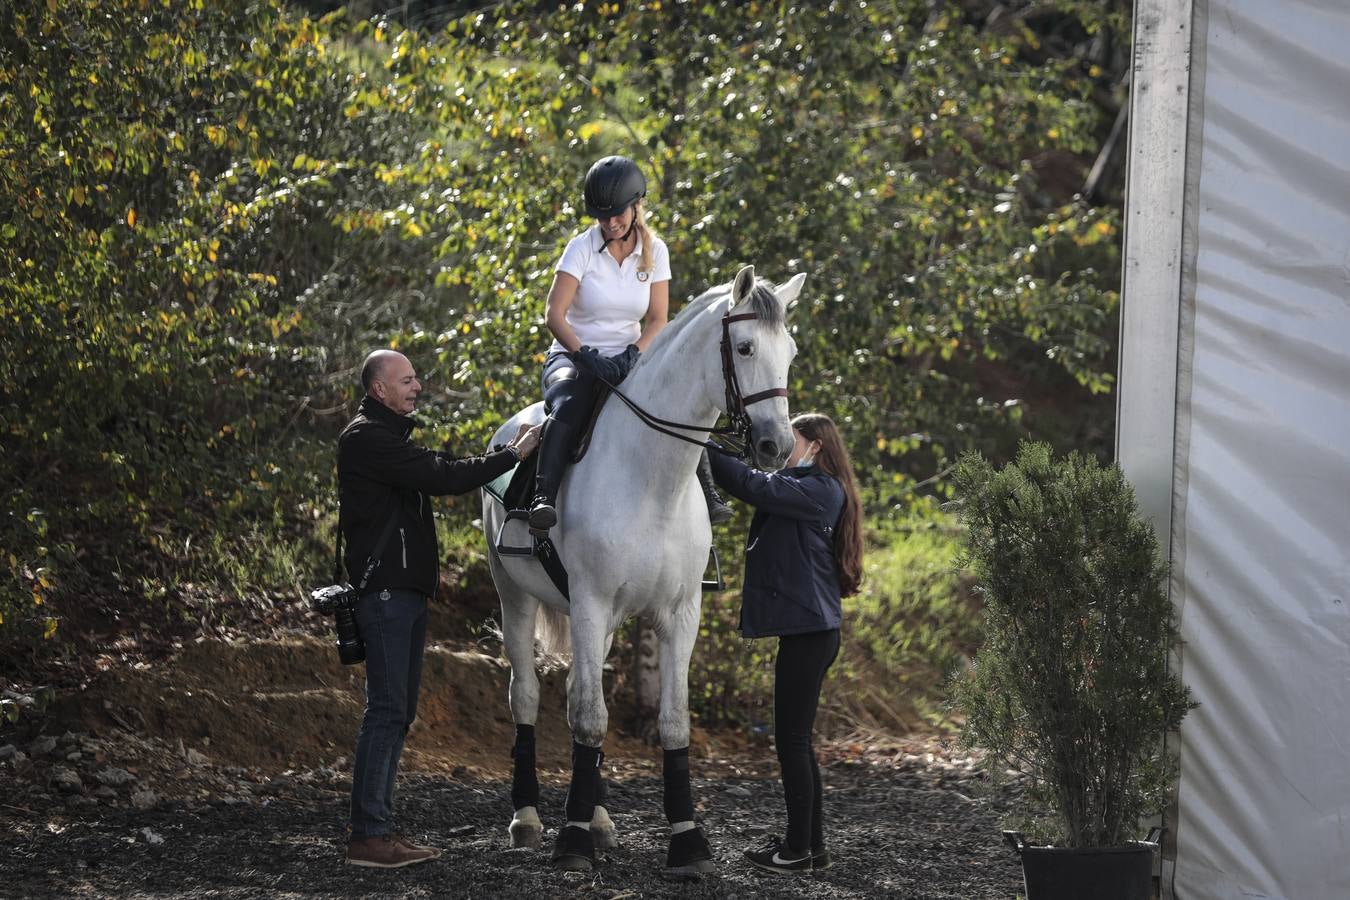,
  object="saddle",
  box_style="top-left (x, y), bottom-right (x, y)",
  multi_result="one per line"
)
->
top-left (482, 384), bottom-right (614, 511)
top-left (485, 384), bottom-right (724, 597)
